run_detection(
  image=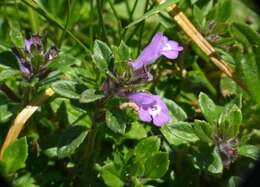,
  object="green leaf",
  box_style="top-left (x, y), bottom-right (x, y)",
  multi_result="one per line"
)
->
top-left (230, 0), bottom-right (260, 30)
top-left (9, 21), bottom-right (24, 48)
top-left (101, 169), bottom-right (124, 187)
top-left (193, 5), bottom-right (206, 29)
top-left (0, 51), bottom-right (19, 69)
top-left (93, 40), bottom-right (113, 72)
top-left (238, 145), bottom-right (260, 160)
top-left (220, 75), bottom-right (238, 97)
top-left (165, 99), bottom-right (187, 122)
top-left (48, 53), bottom-right (81, 72)
top-left (229, 24), bottom-right (251, 48)
top-left (113, 41), bottom-right (130, 74)
top-left (216, 47), bottom-right (236, 66)
top-left (237, 55), bottom-right (260, 104)
top-left (230, 23), bottom-right (260, 104)
top-left (214, 0), bottom-right (232, 22)
top-left (208, 148), bottom-right (224, 174)
top-left (43, 147), bottom-right (58, 158)
top-left (231, 23), bottom-right (260, 58)
top-left (105, 111), bottom-right (126, 134)
top-left (12, 173), bottom-right (38, 187)
top-left (192, 120), bottom-right (213, 143)
top-left (192, 146), bottom-right (223, 174)
top-left (125, 0), bottom-right (180, 28)
top-left (0, 104), bottom-right (13, 123)
top-left (0, 69), bottom-right (19, 82)
top-left (79, 89), bottom-right (104, 103)
top-left (57, 125), bottom-right (88, 159)
top-left (129, 160), bottom-right (145, 177)
top-left (50, 98), bottom-right (92, 126)
top-left (144, 152), bottom-right (169, 179)
top-left (118, 41), bottom-right (130, 63)
top-left (125, 122), bottom-right (148, 140)
top-left (227, 176), bottom-right (241, 187)
top-left (0, 137), bottom-right (28, 174)
top-left (134, 136), bottom-right (160, 159)
top-left (201, 0), bottom-right (213, 17)
top-left (228, 94), bottom-right (243, 109)
top-left (191, 0), bottom-right (199, 4)
top-left (51, 80), bottom-right (79, 99)
top-left (198, 92), bottom-right (223, 125)
top-left (218, 104), bottom-right (242, 138)
top-left (160, 122), bottom-right (199, 146)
